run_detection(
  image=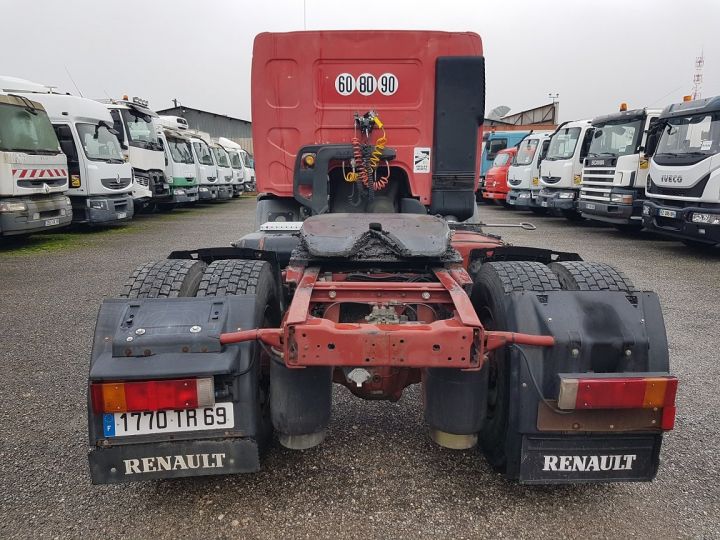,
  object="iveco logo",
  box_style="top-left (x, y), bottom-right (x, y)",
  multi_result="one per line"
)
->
top-left (660, 175), bottom-right (683, 184)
